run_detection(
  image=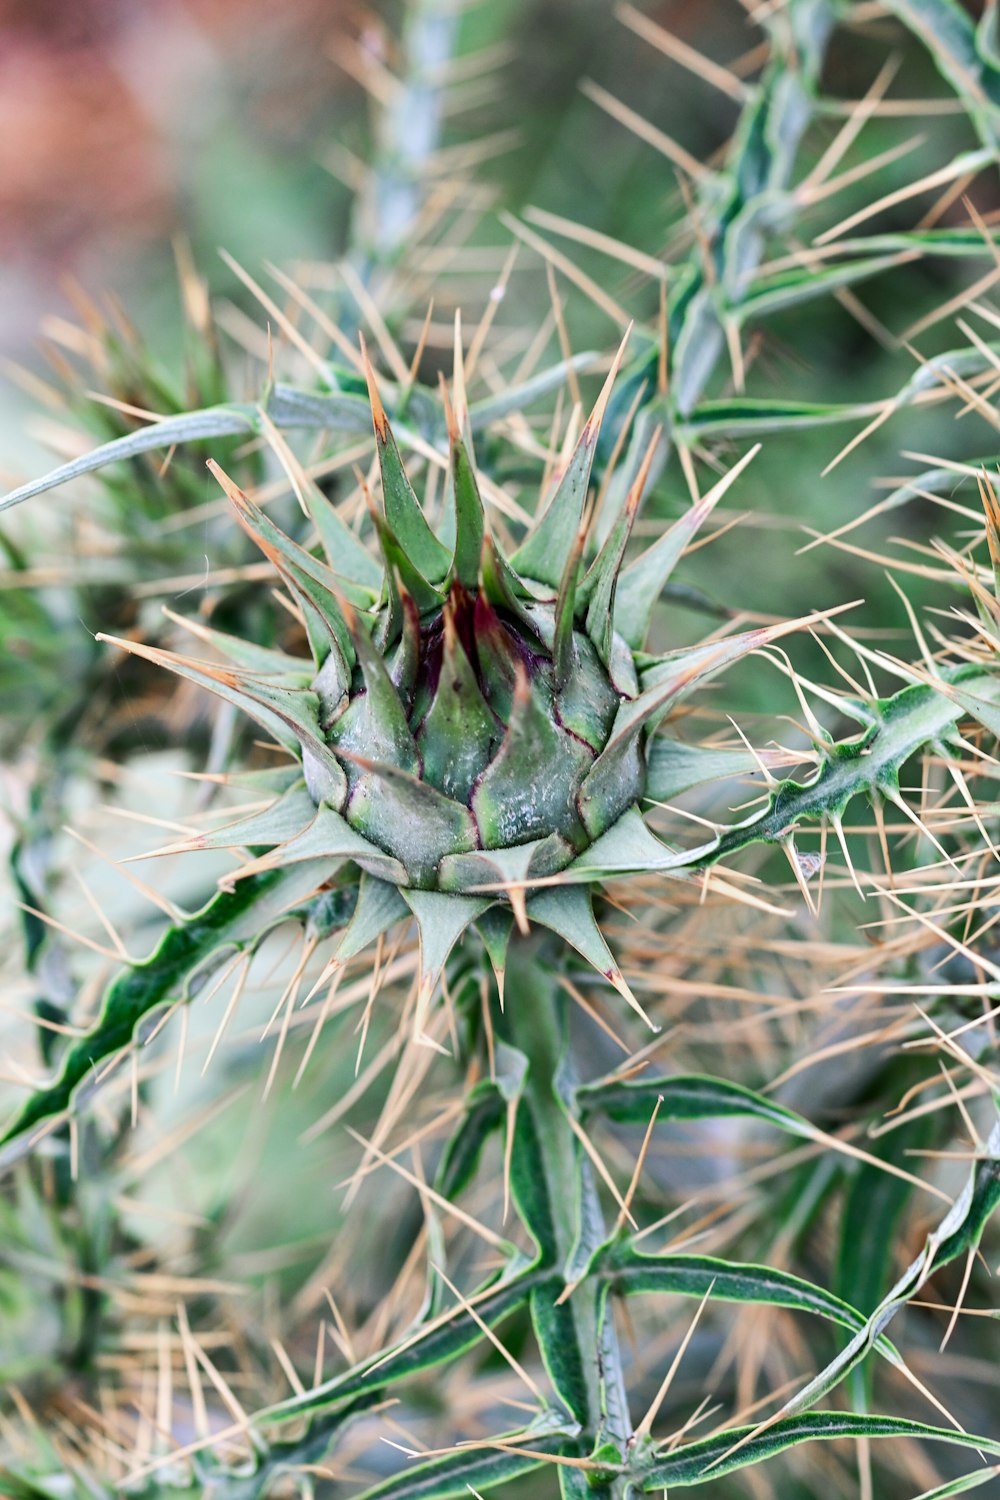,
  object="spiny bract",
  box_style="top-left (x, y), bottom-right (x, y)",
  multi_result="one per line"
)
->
top-left (101, 339), bottom-right (800, 1030)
